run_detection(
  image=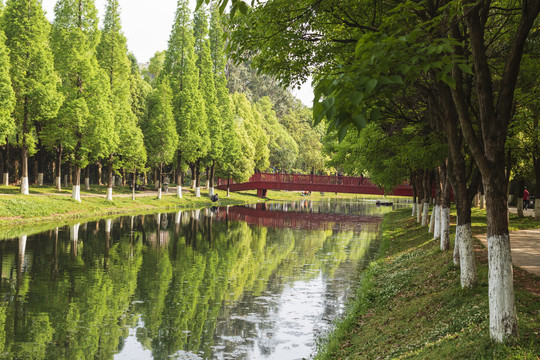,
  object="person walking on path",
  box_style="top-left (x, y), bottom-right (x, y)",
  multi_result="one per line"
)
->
top-left (523, 186), bottom-right (530, 210)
